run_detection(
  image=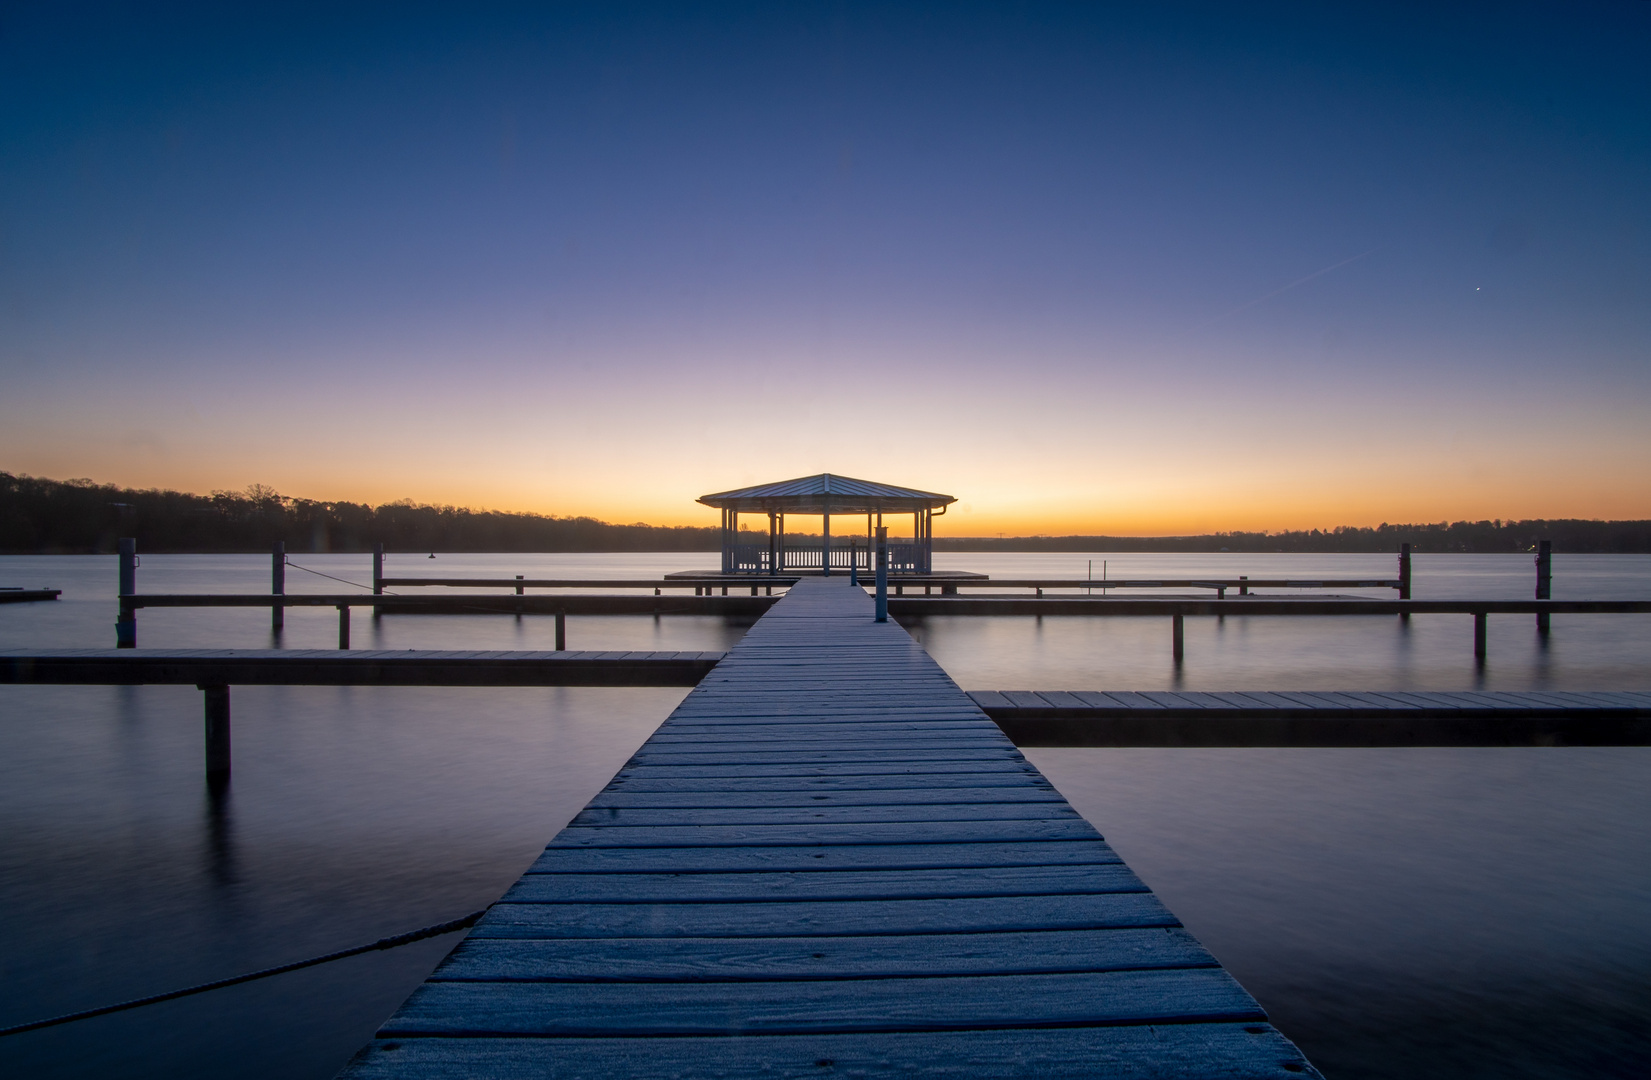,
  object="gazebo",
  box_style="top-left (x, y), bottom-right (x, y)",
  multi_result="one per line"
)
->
top-left (698, 473), bottom-right (956, 576)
